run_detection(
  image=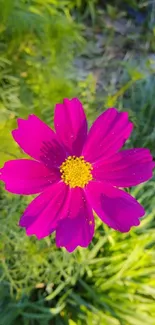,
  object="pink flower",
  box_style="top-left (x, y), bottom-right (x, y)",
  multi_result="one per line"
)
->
top-left (0, 98), bottom-right (154, 252)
